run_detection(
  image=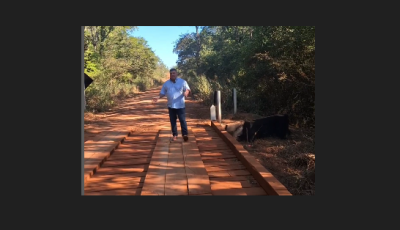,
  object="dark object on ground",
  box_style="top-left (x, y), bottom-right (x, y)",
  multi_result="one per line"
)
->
top-left (236, 114), bottom-right (291, 142)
